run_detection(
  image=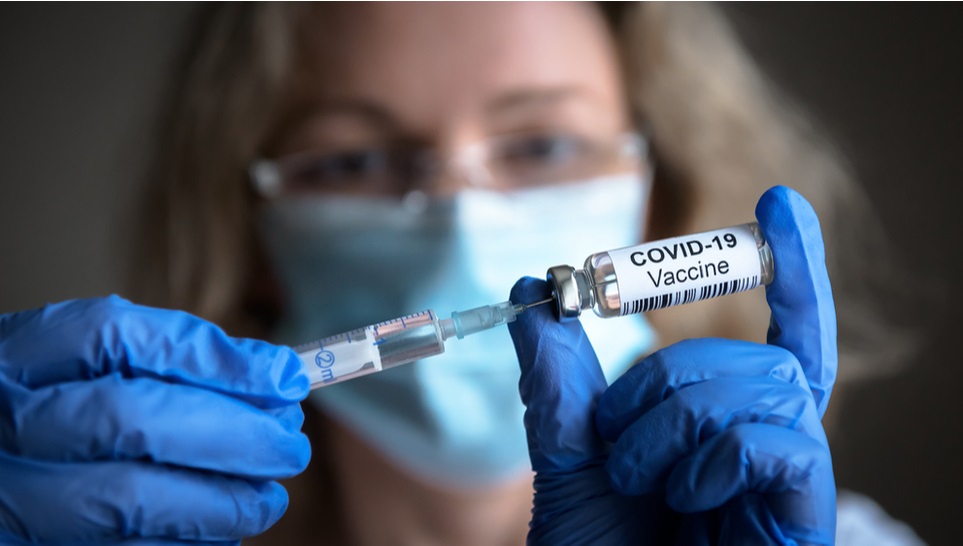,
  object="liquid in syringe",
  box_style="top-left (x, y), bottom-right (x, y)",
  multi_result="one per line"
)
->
top-left (294, 299), bottom-right (550, 389)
